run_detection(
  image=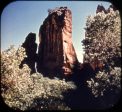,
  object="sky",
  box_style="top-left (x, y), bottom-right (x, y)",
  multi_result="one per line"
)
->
top-left (1, 1), bottom-right (111, 62)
